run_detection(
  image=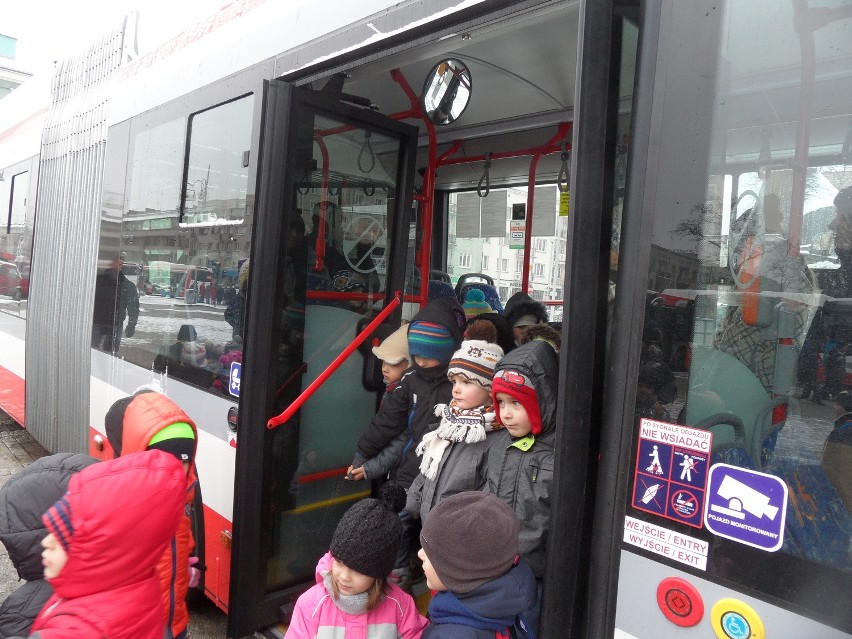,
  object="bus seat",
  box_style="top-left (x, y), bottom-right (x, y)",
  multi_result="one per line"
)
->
top-left (685, 346), bottom-right (772, 460)
top-left (458, 283), bottom-right (504, 314)
top-left (428, 280), bottom-right (456, 302)
top-left (774, 460), bottom-right (852, 570)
